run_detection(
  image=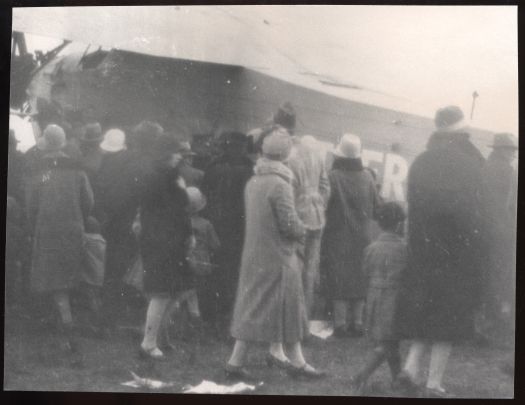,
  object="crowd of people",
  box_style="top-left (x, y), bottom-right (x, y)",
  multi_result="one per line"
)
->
top-left (6, 101), bottom-right (517, 397)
